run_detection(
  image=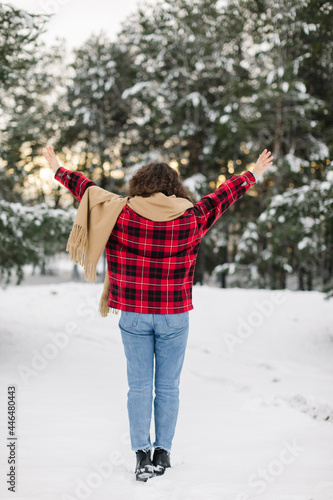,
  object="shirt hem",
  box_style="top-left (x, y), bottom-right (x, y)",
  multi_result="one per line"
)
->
top-left (108, 299), bottom-right (194, 314)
